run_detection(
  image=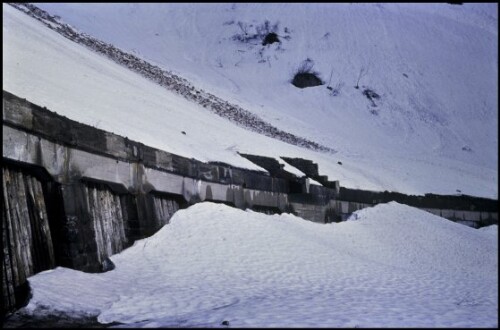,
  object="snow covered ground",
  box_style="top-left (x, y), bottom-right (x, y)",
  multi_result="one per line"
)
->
top-left (2, 4), bottom-right (498, 327)
top-left (3, 3), bottom-right (498, 198)
top-left (19, 202), bottom-right (498, 328)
